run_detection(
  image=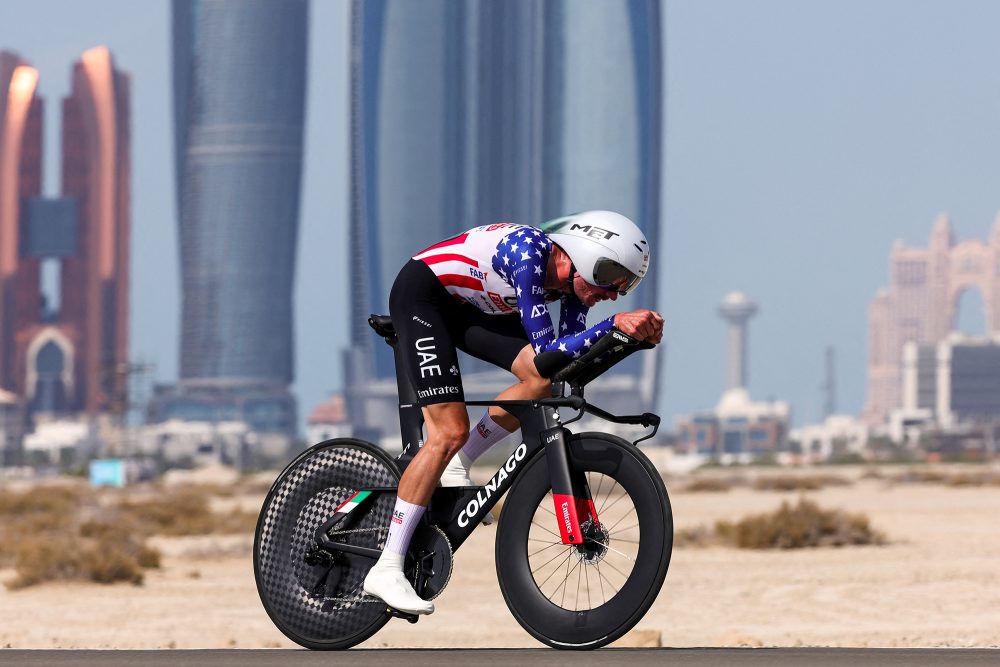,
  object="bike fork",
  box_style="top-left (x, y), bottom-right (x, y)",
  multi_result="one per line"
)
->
top-left (542, 427), bottom-right (598, 545)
